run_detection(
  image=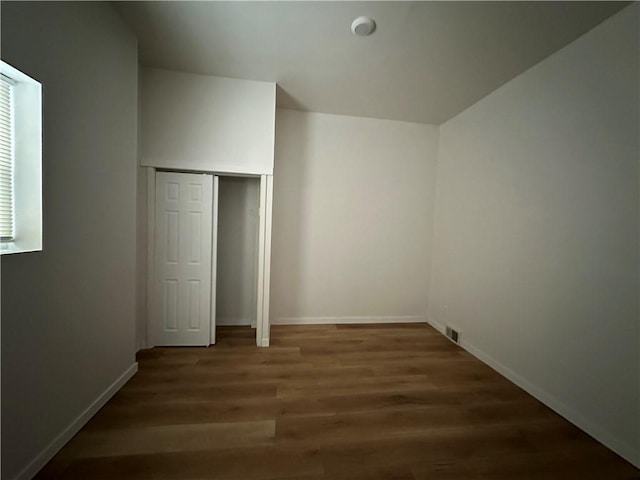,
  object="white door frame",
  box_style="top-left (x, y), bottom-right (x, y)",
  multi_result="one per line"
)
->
top-left (145, 168), bottom-right (273, 348)
top-left (256, 175), bottom-right (273, 347)
top-left (210, 175), bottom-right (219, 345)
